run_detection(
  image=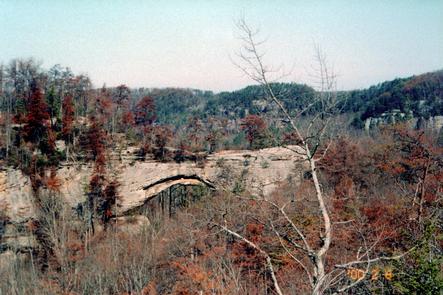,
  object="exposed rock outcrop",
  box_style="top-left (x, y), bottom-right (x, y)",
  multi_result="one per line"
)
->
top-left (364, 114), bottom-right (443, 131)
top-left (0, 145), bottom-right (306, 256)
